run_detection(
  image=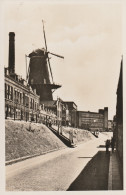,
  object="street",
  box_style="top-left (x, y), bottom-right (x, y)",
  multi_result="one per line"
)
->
top-left (6, 132), bottom-right (112, 191)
